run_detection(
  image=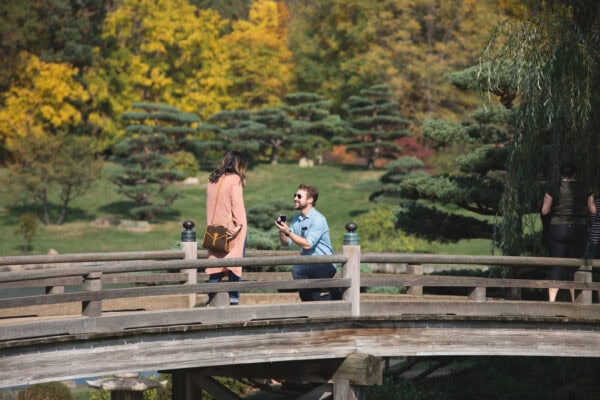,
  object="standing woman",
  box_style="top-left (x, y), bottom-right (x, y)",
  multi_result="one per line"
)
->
top-left (541, 161), bottom-right (596, 302)
top-left (205, 151), bottom-right (248, 305)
